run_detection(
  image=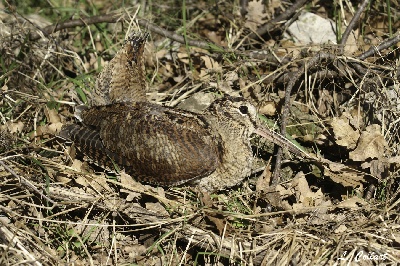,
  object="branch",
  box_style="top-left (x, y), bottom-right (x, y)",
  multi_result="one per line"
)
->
top-left (271, 52), bottom-right (337, 185)
top-left (357, 34), bottom-right (400, 60)
top-left (27, 12), bottom-right (217, 51)
top-left (339, 0), bottom-right (370, 54)
top-left (249, 0), bottom-right (309, 40)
